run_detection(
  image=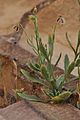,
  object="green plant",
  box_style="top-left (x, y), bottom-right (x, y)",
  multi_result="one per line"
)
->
top-left (63, 31), bottom-right (80, 82)
top-left (64, 31), bottom-right (80, 108)
top-left (16, 15), bottom-right (72, 103)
